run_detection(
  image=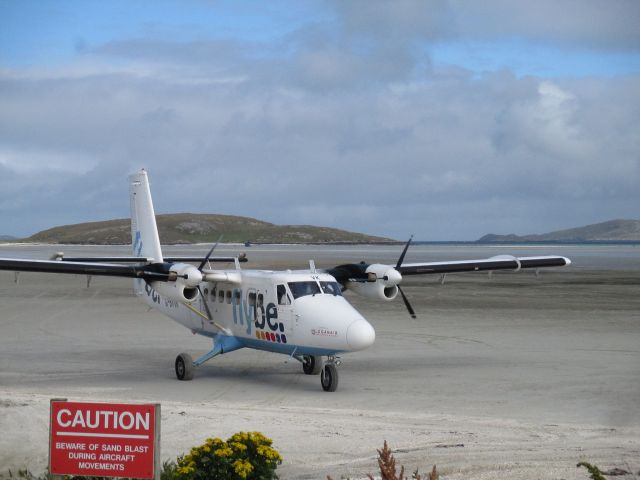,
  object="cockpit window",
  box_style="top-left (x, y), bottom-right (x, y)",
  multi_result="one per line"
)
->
top-left (287, 281), bottom-right (321, 299)
top-left (320, 281), bottom-right (342, 296)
